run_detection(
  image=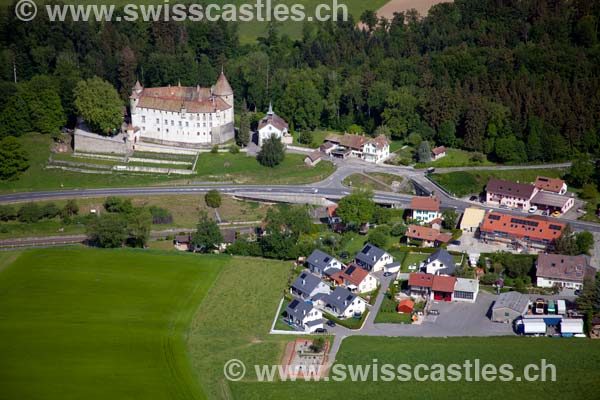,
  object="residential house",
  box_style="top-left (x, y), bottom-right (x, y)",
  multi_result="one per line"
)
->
top-left (324, 133), bottom-right (391, 163)
top-left (536, 254), bottom-right (595, 290)
top-left (405, 225), bottom-right (453, 248)
top-left (491, 291), bottom-right (530, 323)
top-left (453, 278), bottom-right (479, 302)
top-left (485, 178), bottom-right (538, 210)
top-left (316, 286), bottom-right (367, 319)
top-left (282, 299), bottom-right (324, 333)
top-left (408, 273), bottom-right (478, 303)
top-left (327, 205), bottom-right (342, 226)
top-left (408, 273), bottom-right (434, 298)
top-left (535, 176), bottom-right (567, 195)
top-left (422, 248), bottom-right (456, 275)
top-left (290, 272), bottom-right (331, 300)
top-left (306, 249), bottom-right (344, 278)
top-left (479, 212), bottom-right (565, 251)
top-left (410, 196), bottom-right (442, 223)
top-left (431, 146), bottom-right (447, 160)
top-left (354, 243), bottom-right (393, 272)
top-left (339, 263), bottom-right (379, 293)
top-left (304, 151), bottom-right (322, 166)
top-left (432, 275), bottom-right (456, 301)
top-left (459, 207), bottom-right (486, 232)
